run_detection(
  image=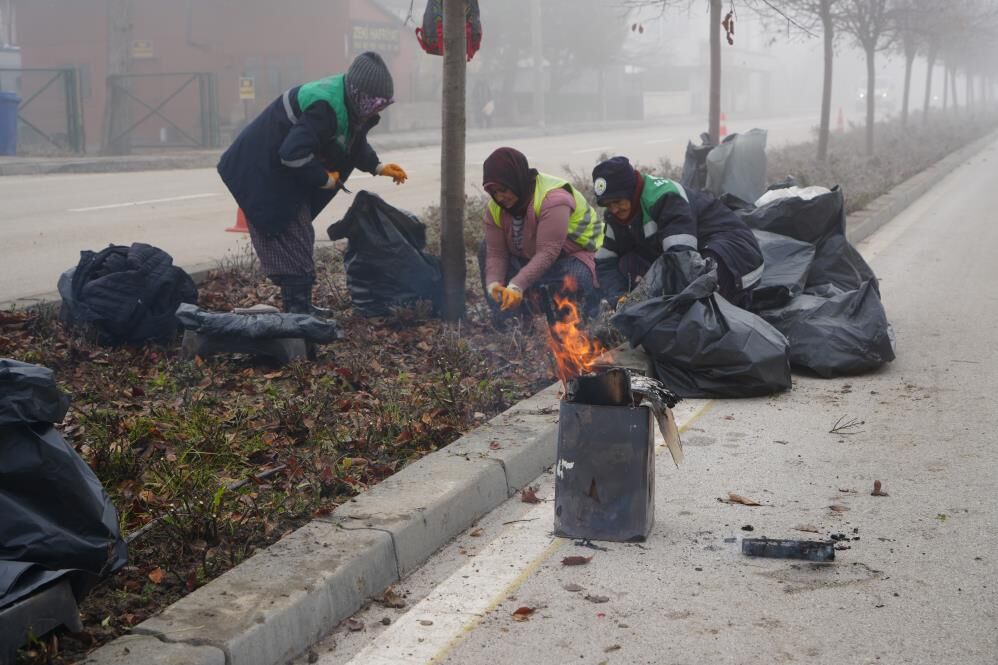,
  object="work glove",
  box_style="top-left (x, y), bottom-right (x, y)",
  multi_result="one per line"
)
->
top-left (494, 283), bottom-right (523, 312)
top-left (377, 163), bottom-right (408, 185)
top-left (487, 282), bottom-right (505, 304)
top-left (321, 171), bottom-right (344, 190)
